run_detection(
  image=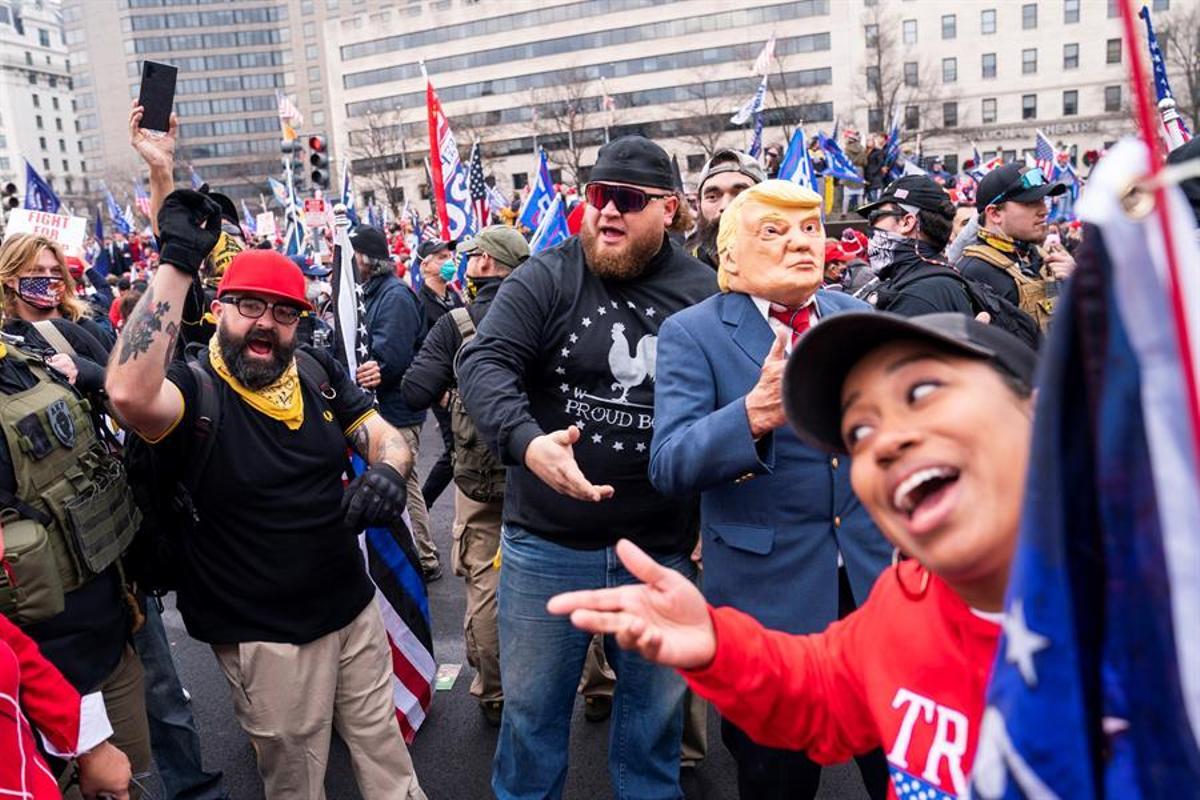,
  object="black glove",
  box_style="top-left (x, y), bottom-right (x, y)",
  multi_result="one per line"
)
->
top-left (157, 189), bottom-right (222, 275)
top-left (342, 463), bottom-right (409, 531)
